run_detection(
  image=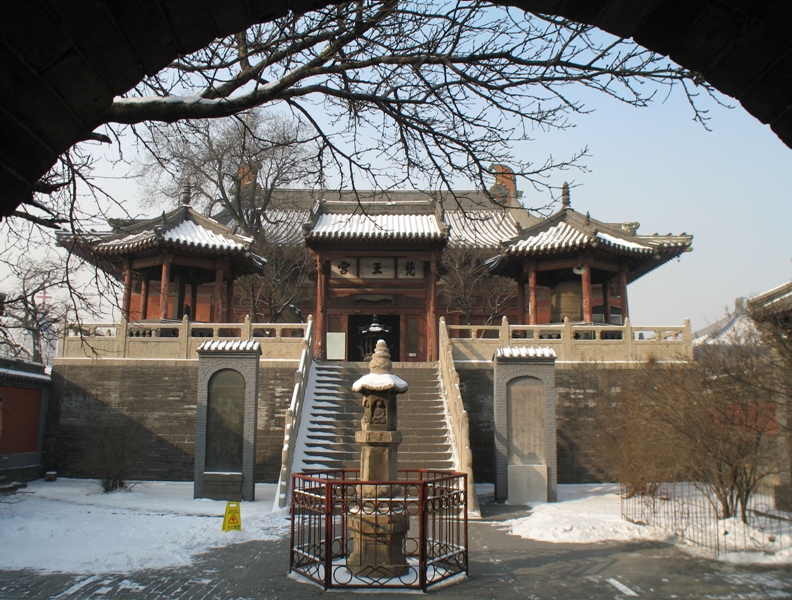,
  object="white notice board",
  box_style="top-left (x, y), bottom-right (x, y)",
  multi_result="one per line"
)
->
top-left (326, 332), bottom-right (346, 360)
